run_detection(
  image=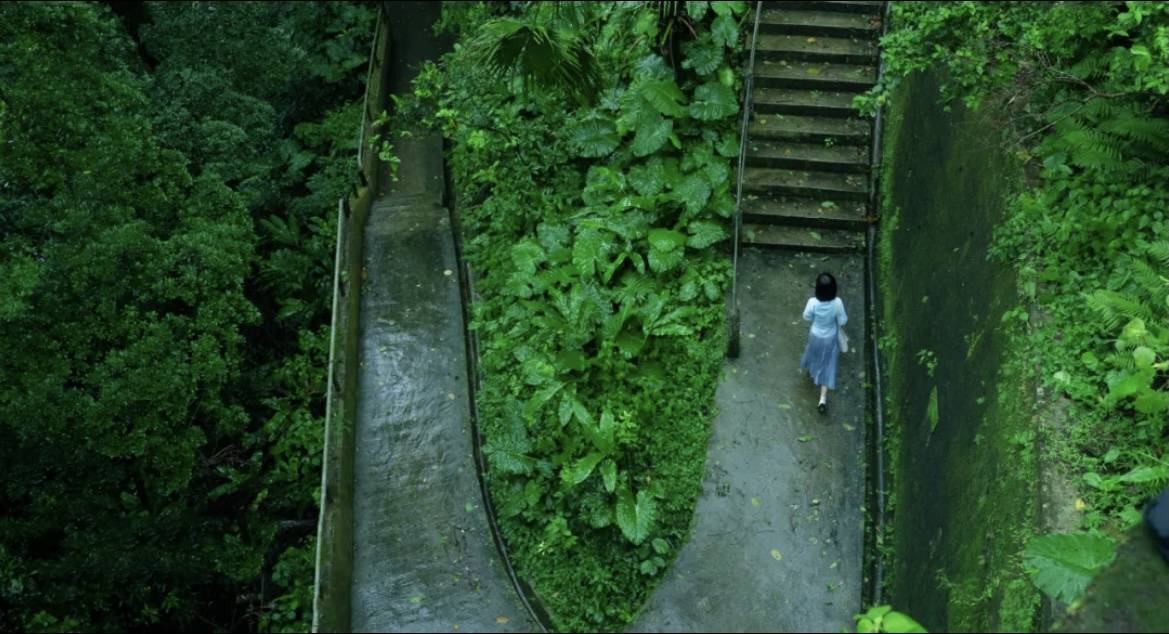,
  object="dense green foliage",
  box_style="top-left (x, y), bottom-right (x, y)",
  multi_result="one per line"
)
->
top-left (855, 605), bottom-right (928, 633)
top-left (387, 1), bottom-right (744, 629)
top-left (867, 0), bottom-right (1169, 620)
top-left (0, 2), bottom-right (373, 631)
